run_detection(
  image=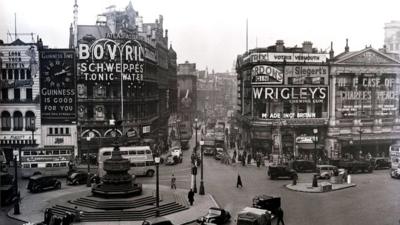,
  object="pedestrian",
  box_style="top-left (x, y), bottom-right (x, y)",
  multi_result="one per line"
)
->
top-left (171, 174), bottom-right (176, 189)
top-left (233, 150), bottom-right (237, 160)
top-left (276, 207), bottom-right (285, 225)
top-left (241, 155), bottom-right (246, 166)
top-left (188, 188), bottom-right (195, 206)
top-left (247, 154), bottom-right (252, 165)
top-left (236, 173), bottom-right (243, 188)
